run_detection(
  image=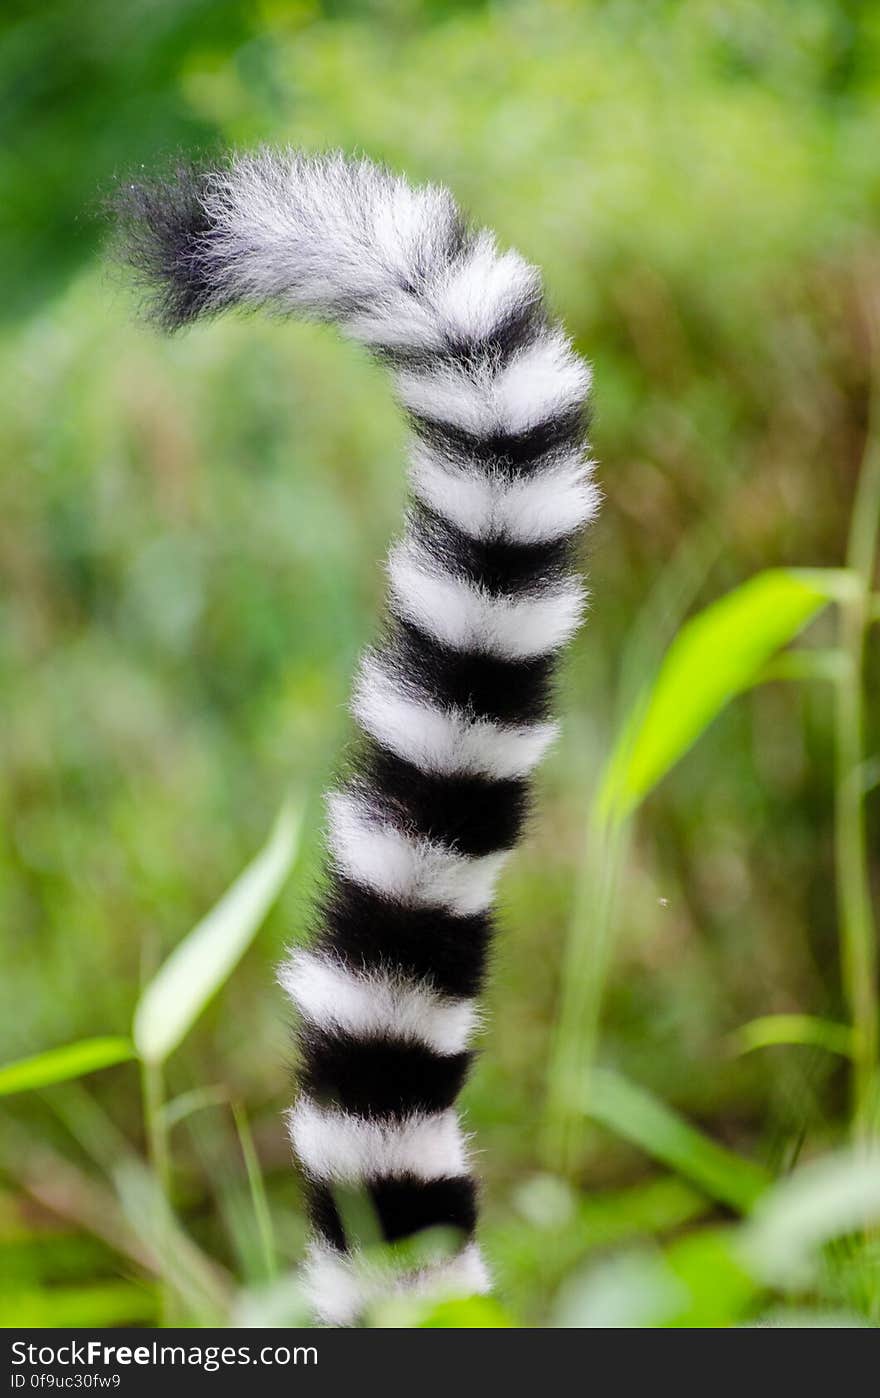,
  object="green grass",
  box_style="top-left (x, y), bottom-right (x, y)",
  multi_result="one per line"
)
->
top-left (1, 0), bottom-right (879, 1327)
